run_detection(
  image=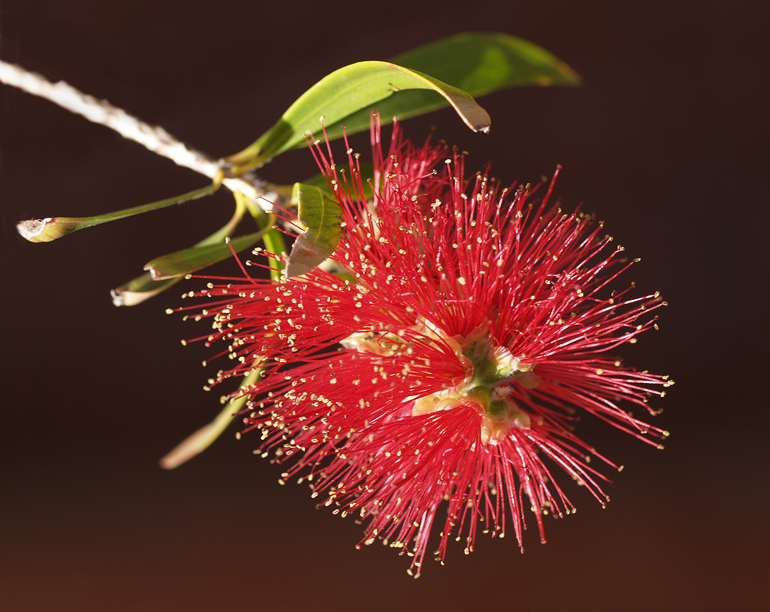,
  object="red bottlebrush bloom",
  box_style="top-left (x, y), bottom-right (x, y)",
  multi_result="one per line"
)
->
top-left (182, 117), bottom-right (670, 576)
